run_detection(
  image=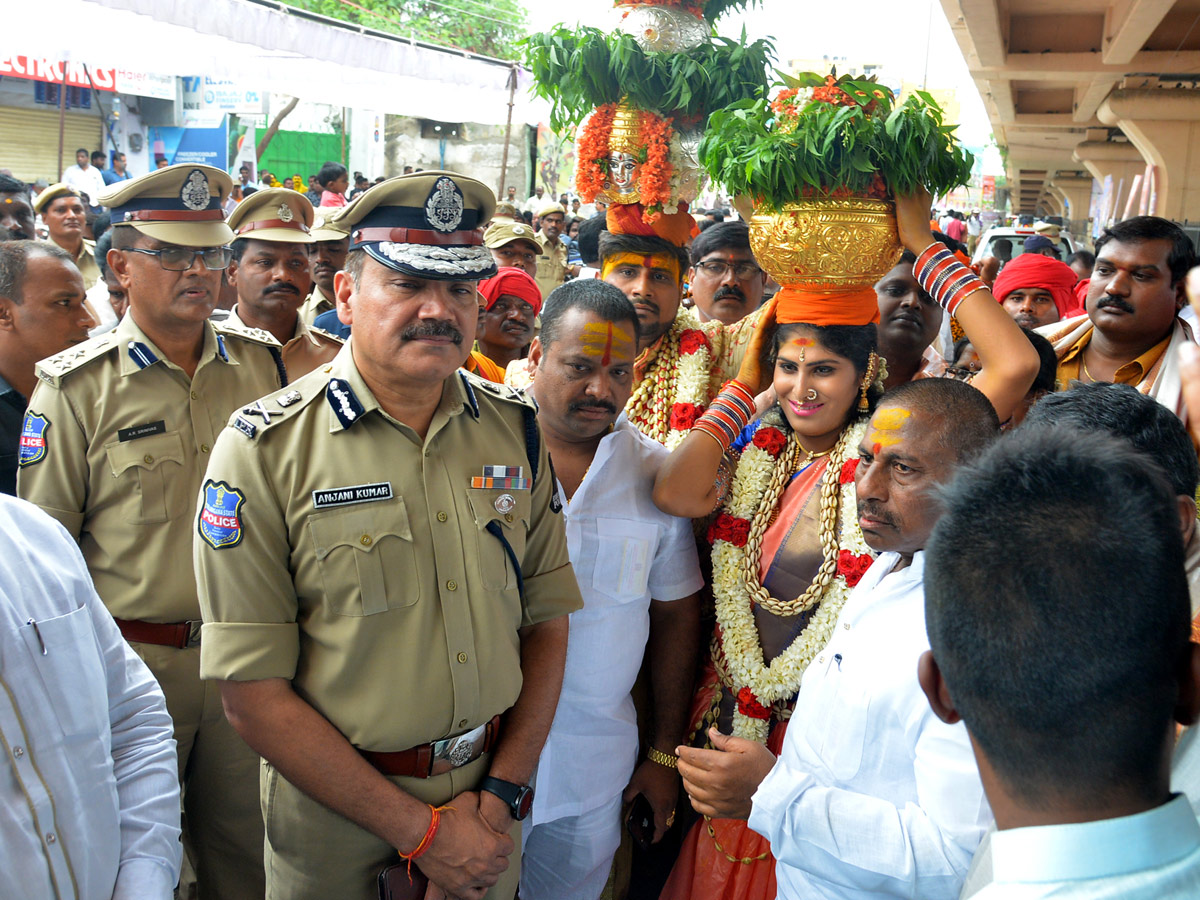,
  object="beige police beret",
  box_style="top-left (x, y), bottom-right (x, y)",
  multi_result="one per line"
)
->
top-left (99, 163), bottom-right (233, 247)
top-left (227, 187), bottom-right (314, 243)
top-left (32, 183), bottom-right (81, 215)
top-left (483, 221), bottom-right (540, 252)
top-left (537, 202), bottom-right (566, 219)
top-left (342, 170), bottom-right (497, 281)
top-left (310, 203), bottom-right (353, 242)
